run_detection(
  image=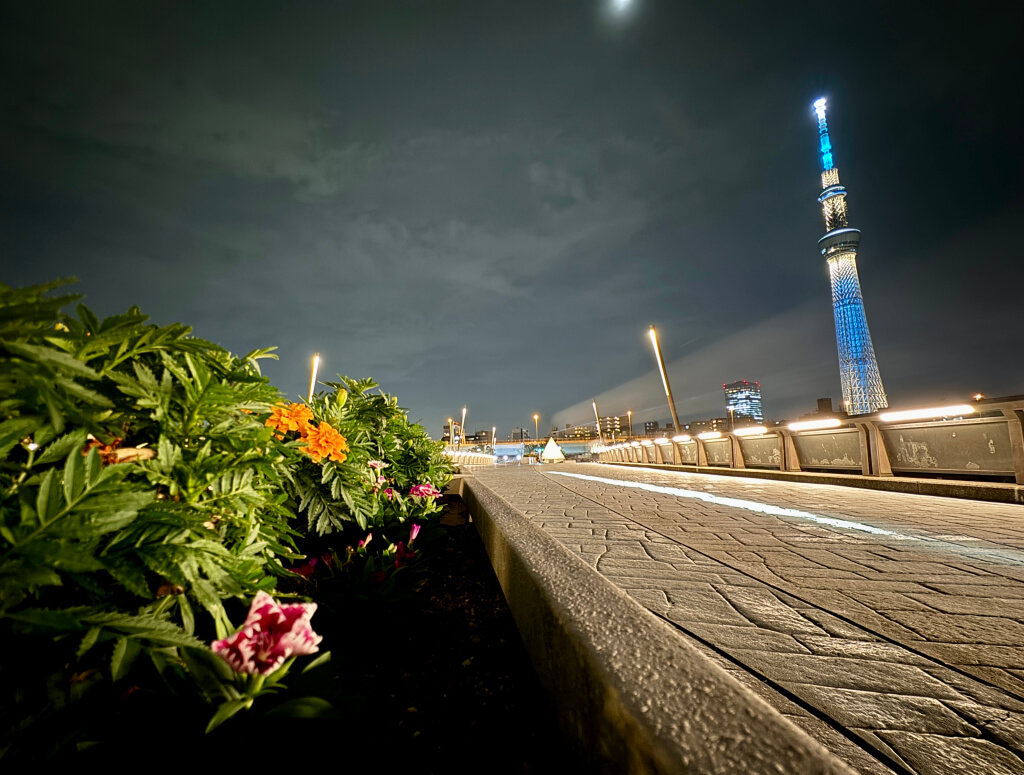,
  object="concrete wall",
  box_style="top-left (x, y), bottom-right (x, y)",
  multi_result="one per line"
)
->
top-left (457, 475), bottom-right (856, 775)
